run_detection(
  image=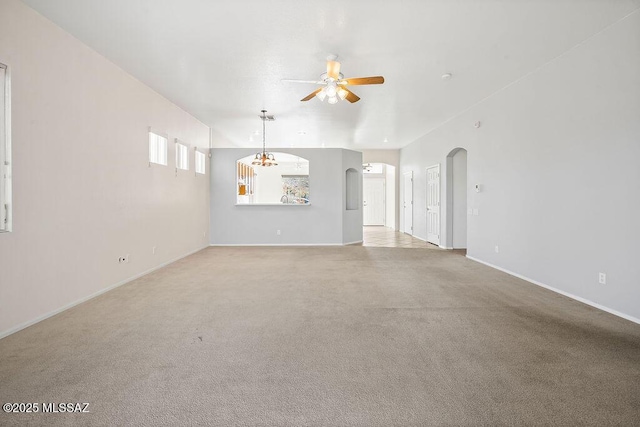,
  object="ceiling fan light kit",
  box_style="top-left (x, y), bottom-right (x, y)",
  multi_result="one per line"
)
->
top-left (286, 55), bottom-right (385, 104)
